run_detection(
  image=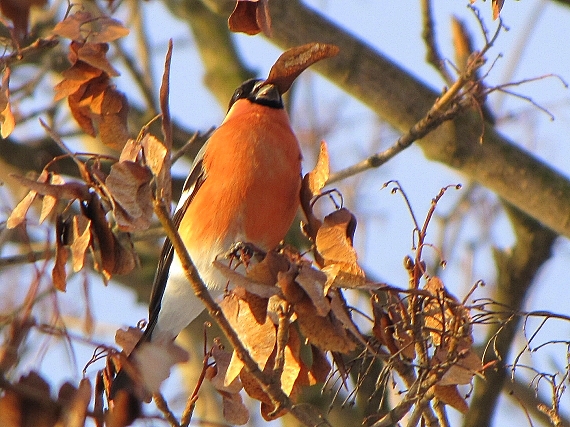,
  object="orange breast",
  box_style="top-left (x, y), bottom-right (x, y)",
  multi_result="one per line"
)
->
top-left (179, 100), bottom-right (302, 254)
